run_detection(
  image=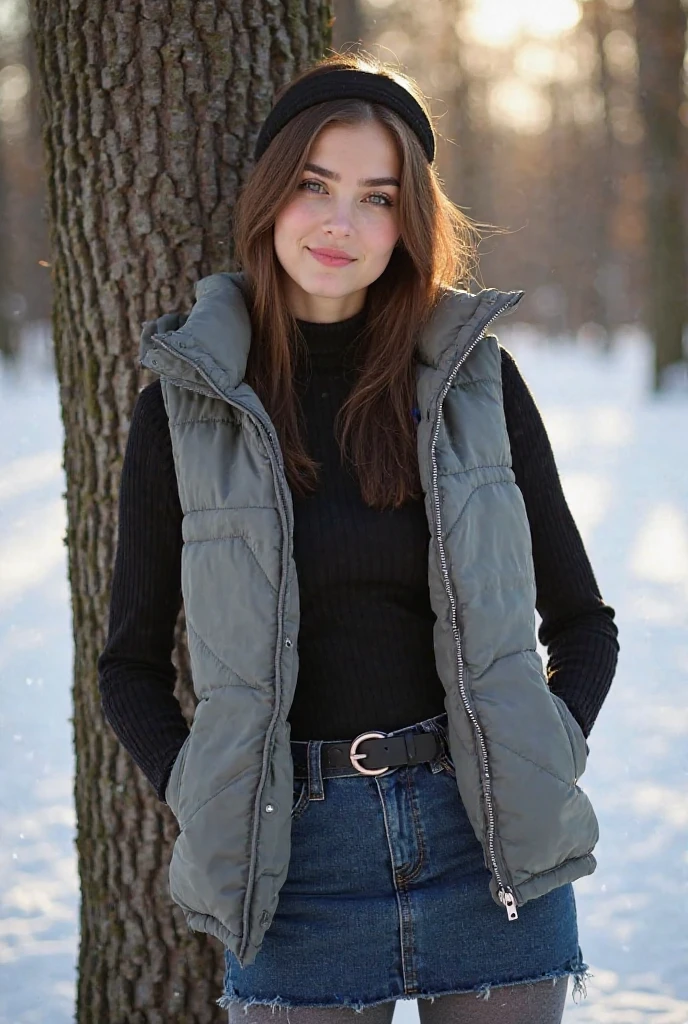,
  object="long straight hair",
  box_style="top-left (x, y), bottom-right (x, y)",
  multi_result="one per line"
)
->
top-left (233, 53), bottom-right (481, 510)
